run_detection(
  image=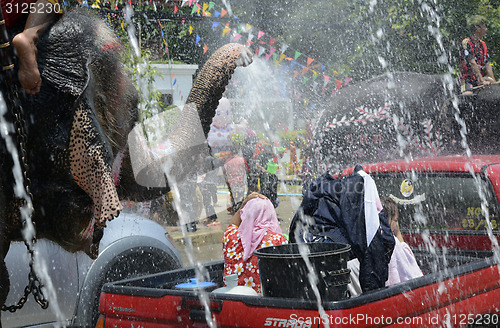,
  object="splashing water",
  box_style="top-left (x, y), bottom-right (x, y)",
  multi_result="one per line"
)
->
top-left (0, 93), bottom-right (64, 326)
